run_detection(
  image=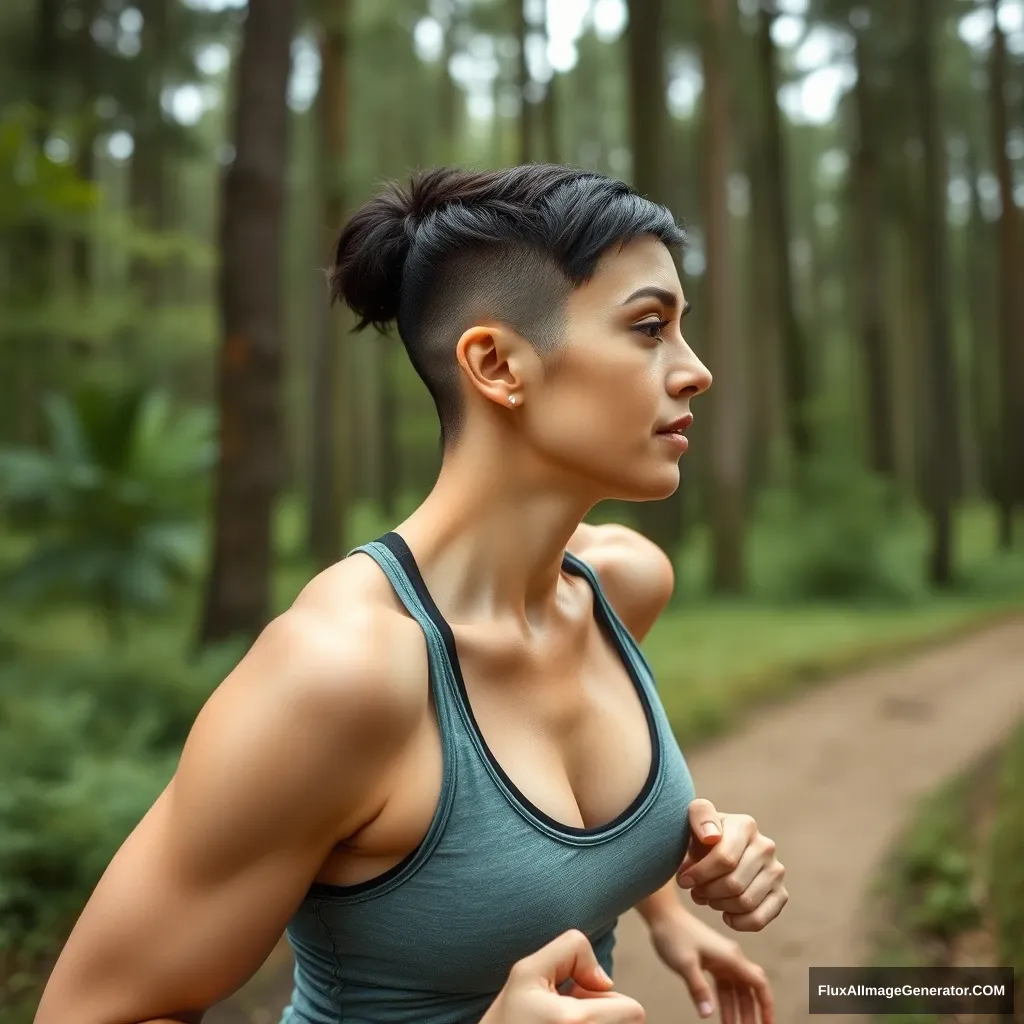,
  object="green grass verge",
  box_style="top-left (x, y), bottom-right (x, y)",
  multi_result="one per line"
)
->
top-left (866, 728), bottom-right (1024, 1023)
top-left (989, 723), bottom-right (1024, 1003)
